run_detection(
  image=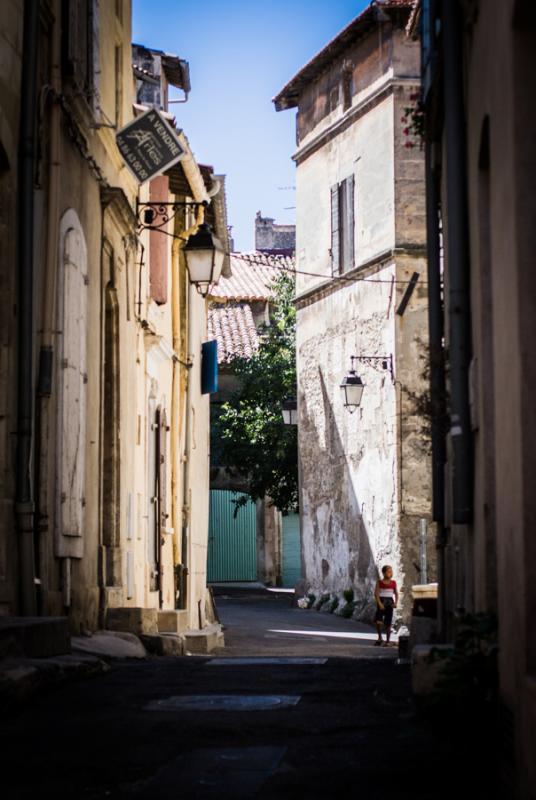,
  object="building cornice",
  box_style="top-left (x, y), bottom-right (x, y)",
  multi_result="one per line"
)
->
top-left (293, 76), bottom-right (419, 166)
top-left (295, 244), bottom-right (426, 309)
top-left (101, 186), bottom-right (137, 236)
